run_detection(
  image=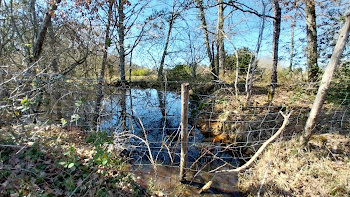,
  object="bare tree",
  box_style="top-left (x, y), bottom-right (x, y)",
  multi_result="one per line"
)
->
top-left (245, 0), bottom-right (266, 105)
top-left (113, 0), bottom-right (153, 83)
top-left (117, 0), bottom-right (126, 83)
top-left (302, 13), bottom-right (350, 145)
top-left (216, 0), bottom-right (224, 79)
top-left (184, 22), bottom-right (202, 81)
top-left (94, 0), bottom-right (114, 124)
top-left (305, 0), bottom-right (318, 82)
top-left (157, 0), bottom-right (191, 81)
top-left (29, 0), bottom-right (39, 44)
top-left (0, 1), bottom-right (14, 58)
top-left (196, 0), bottom-right (216, 80)
top-left (30, 0), bottom-right (62, 64)
top-left (268, 0), bottom-right (281, 102)
top-left (289, 0), bottom-right (299, 72)
top-left (158, 0), bottom-right (178, 81)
